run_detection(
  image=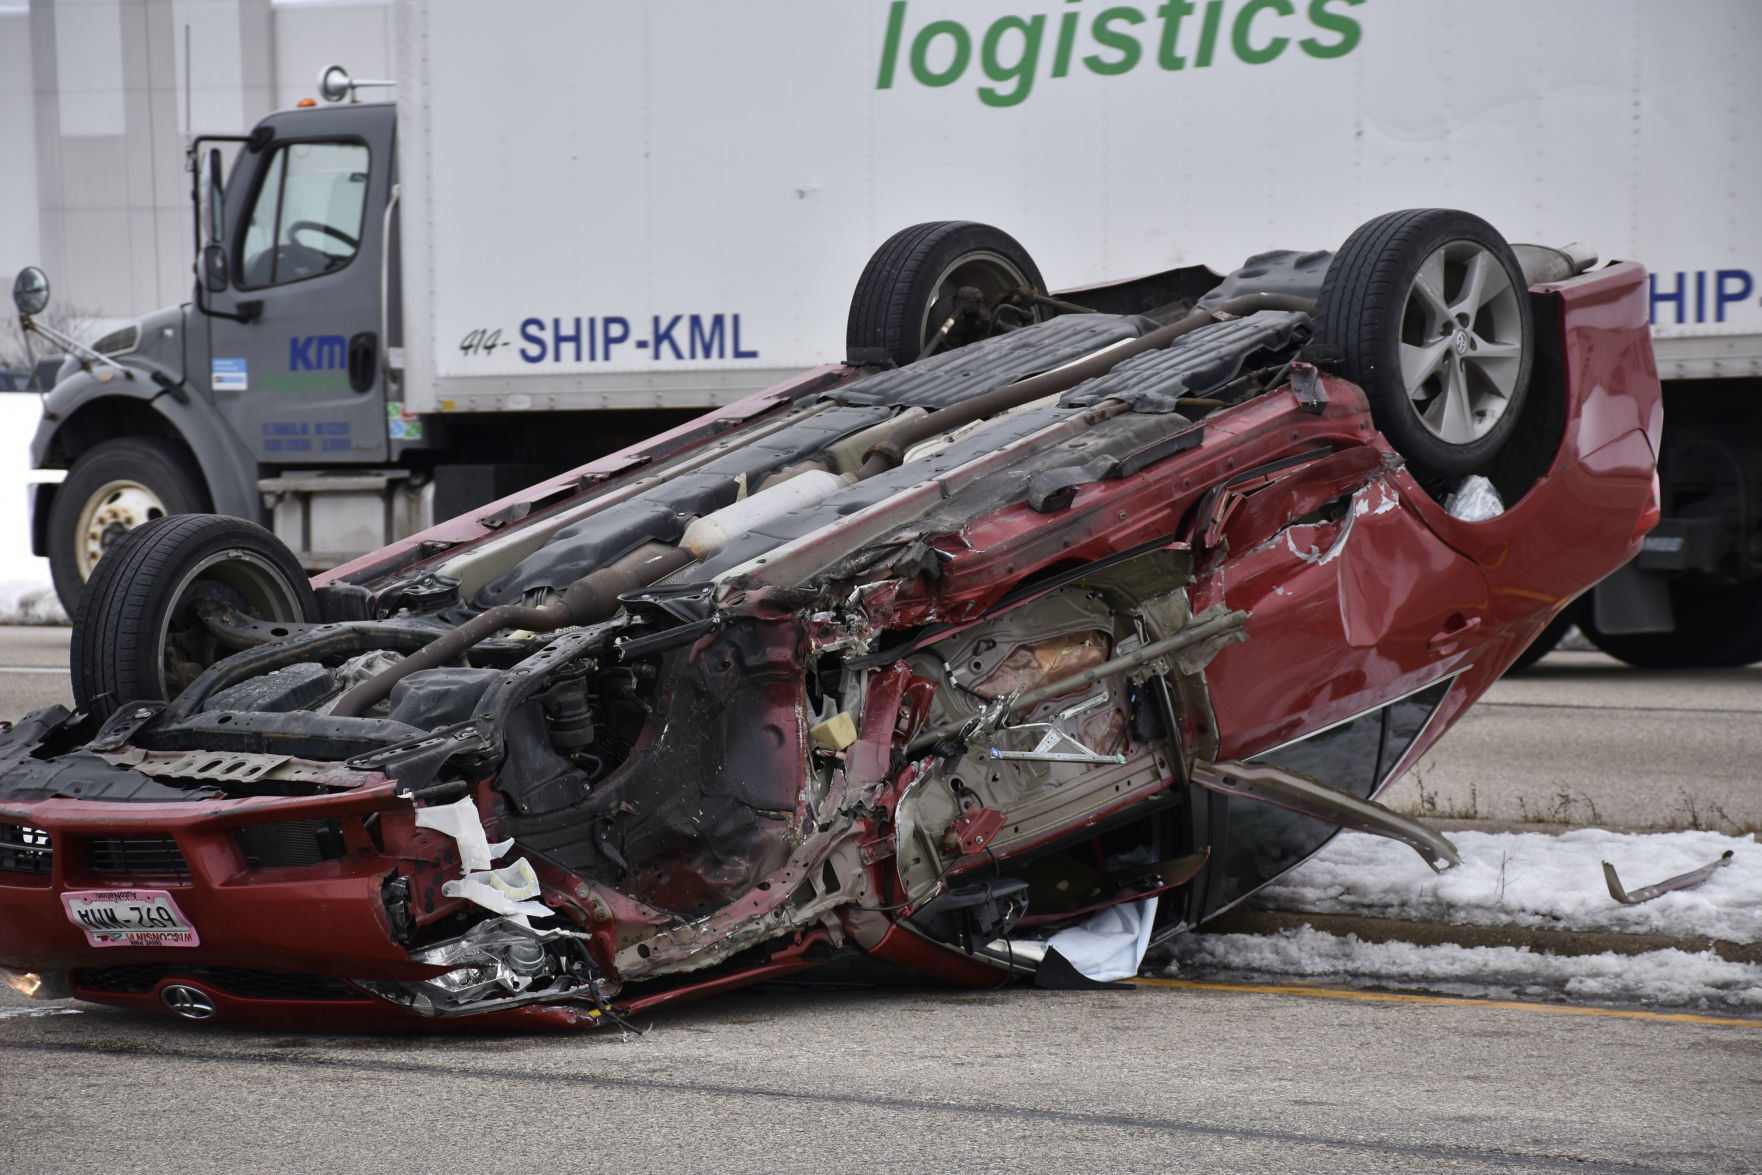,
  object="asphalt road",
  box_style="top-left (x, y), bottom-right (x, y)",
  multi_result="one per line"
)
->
top-left (1382, 650), bottom-right (1762, 833)
top-left (0, 626), bottom-right (79, 717)
top-left (2, 978), bottom-right (1757, 1175)
top-left (2, 629), bottom-right (1758, 1173)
